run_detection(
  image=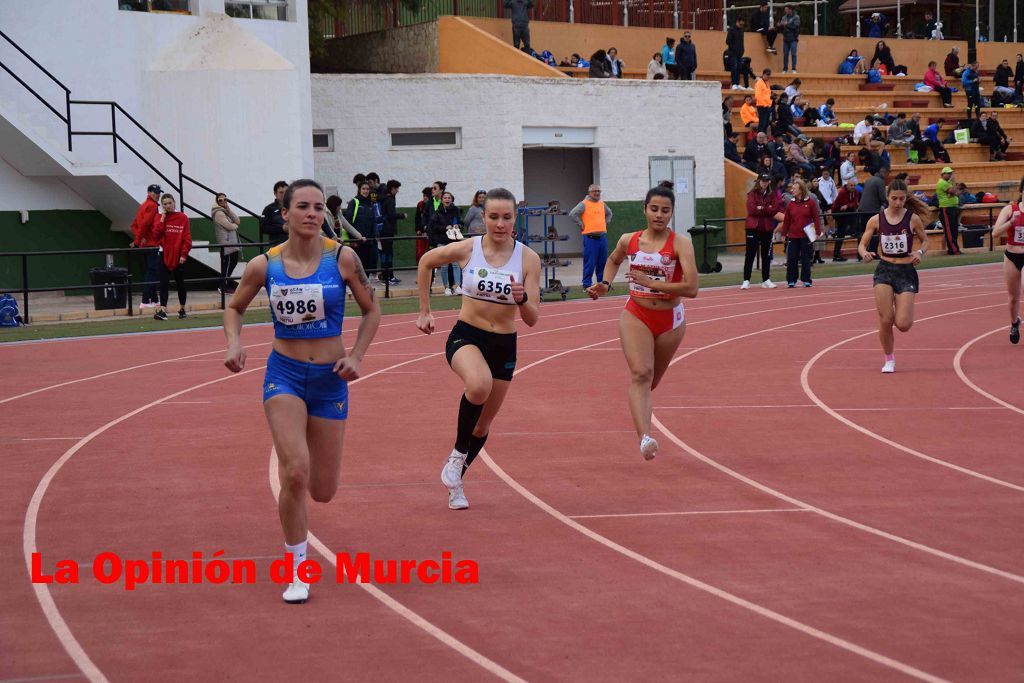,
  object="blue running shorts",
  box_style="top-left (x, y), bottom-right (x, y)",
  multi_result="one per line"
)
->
top-left (263, 350), bottom-right (349, 420)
